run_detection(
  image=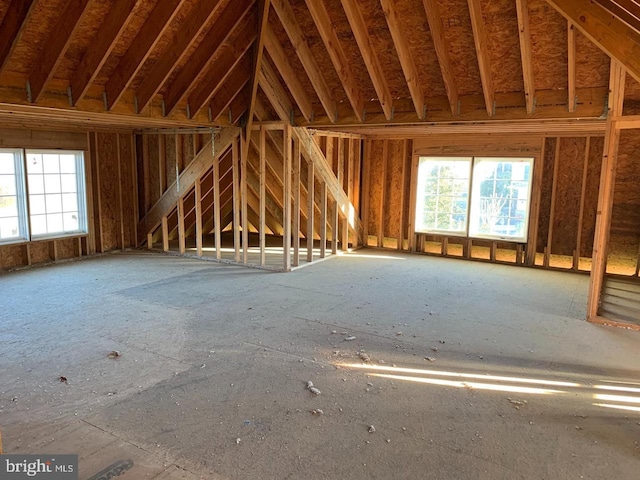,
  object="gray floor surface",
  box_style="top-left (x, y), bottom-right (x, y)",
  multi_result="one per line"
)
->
top-left (1, 249), bottom-right (639, 479)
